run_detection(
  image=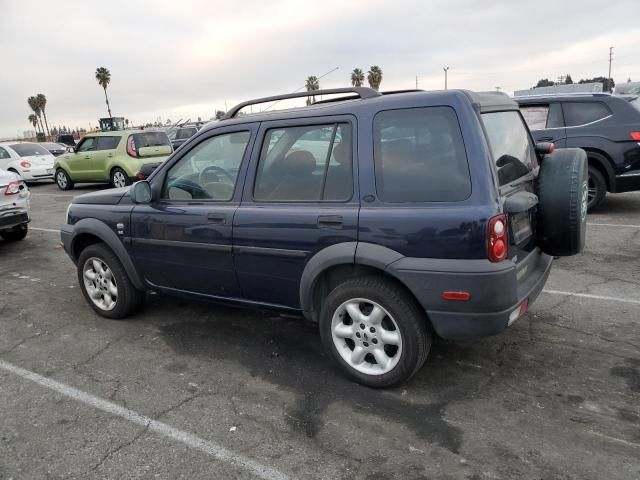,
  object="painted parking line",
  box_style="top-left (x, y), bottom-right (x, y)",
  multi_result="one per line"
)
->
top-left (543, 289), bottom-right (640, 306)
top-left (30, 227), bottom-right (60, 233)
top-left (29, 193), bottom-right (74, 197)
top-left (0, 358), bottom-right (289, 480)
top-left (587, 222), bottom-right (640, 229)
